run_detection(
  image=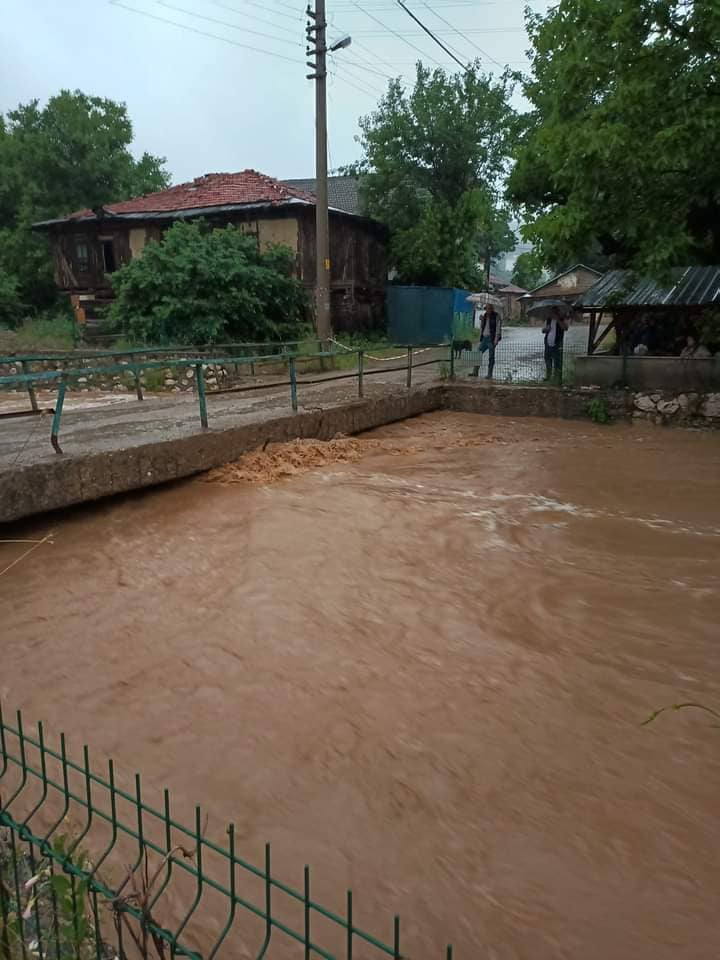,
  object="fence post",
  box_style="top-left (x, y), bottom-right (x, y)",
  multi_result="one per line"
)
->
top-left (289, 357), bottom-right (298, 412)
top-left (20, 361), bottom-right (39, 412)
top-left (406, 347), bottom-right (413, 389)
top-left (51, 380), bottom-right (66, 454)
top-left (357, 350), bottom-right (364, 398)
top-left (195, 362), bottom-right (208, 429)
top-left (449, 343), bottom-right (455, 380)
top-left (134, 367), bottom-right (144, 401)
